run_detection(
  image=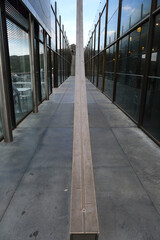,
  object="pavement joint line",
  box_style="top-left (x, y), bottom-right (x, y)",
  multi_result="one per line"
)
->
top-left (111, 127), bottom-right (160, 218)
top-left (0, 77), bottom-right (73, 224)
